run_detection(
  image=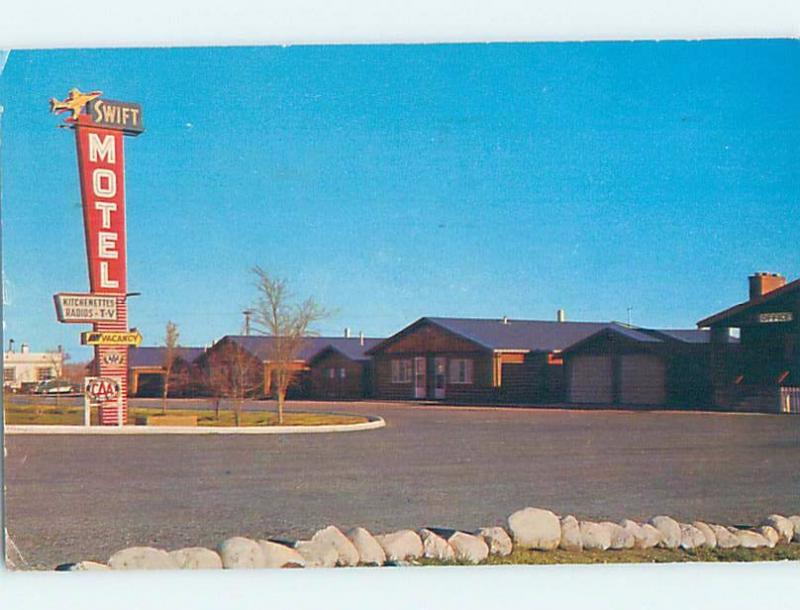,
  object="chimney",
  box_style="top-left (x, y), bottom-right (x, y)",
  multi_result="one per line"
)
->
top-left (7, 338), bottom-right (14, 353)
top-left (749, 272), bottom-right (786, 301)
top-left (21, 343), bottom-right (29, 354)
top-left (344, 327), bottom-right (351, 338)
top-left (501, 316), bottom-right (509, 325)
top-left (557, 309), bottom-right (566, 323)
top-left (358, 331), bottom-right (365, 346)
